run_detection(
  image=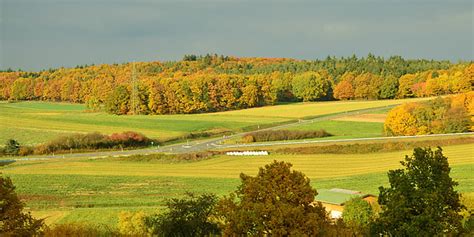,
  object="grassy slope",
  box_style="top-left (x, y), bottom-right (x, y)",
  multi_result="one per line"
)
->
top-left (0, 98), bottom-right (429, 146)
top-left (291, 120), bottom-right (384, 140)
top-left (215, 97), bottom-right (429, 119)
top-left (2, 143), bottom-right (473, 226)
